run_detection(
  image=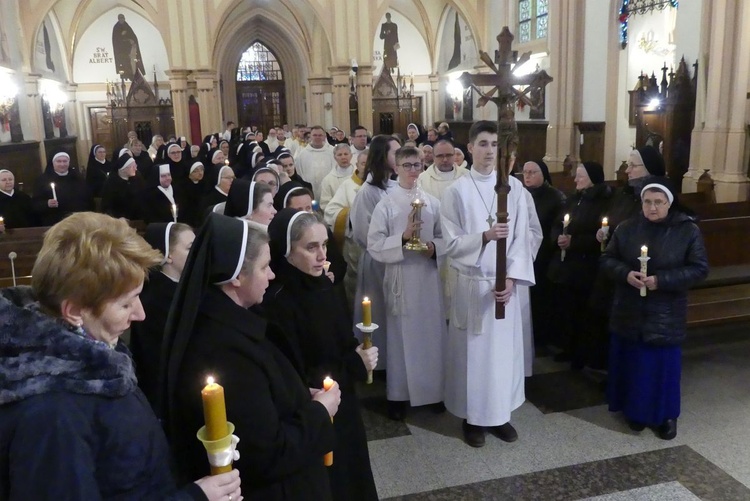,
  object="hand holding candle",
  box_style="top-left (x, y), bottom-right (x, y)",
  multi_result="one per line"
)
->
top-left (198, 376), bottom-right (236, 475)
top-left (638, 245), bottom-right (650, 297)
top-left (561, 214), bottom-right (570, 262)
top-left (362, 297), bottom-right (372, 327)
top-left (51, 183), bottom-right (57, 201)
top-left (323, 377), bottom-right (335, 467)
top-left (600, 217), bottom-right (609, 252)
